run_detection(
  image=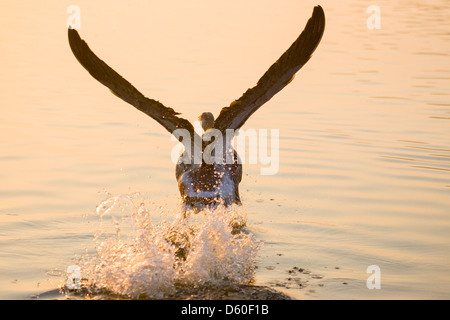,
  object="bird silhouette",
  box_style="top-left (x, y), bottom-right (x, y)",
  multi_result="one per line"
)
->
top-left (68, 6), bottom-right (325, 210)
